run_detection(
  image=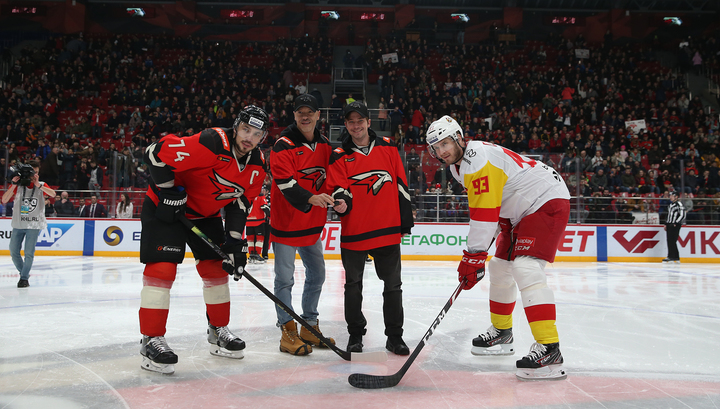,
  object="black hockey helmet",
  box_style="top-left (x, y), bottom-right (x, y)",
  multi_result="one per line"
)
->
top-left (235, 105), bottom-right (270, 134)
